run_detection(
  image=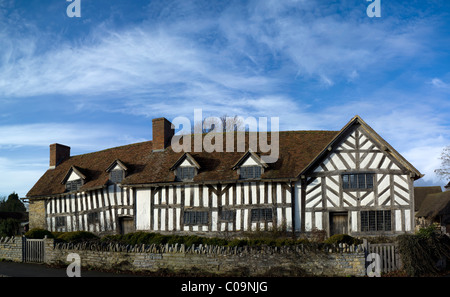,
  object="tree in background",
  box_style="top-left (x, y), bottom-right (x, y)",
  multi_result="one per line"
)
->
top-left (435, 146), bottom-right (450, 181)
top-left (0, 192), bottom-right (26, 237)
top-left (0, 192), bottom-right (26, 213)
